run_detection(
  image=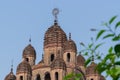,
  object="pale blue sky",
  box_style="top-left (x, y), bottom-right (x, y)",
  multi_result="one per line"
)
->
top-left (0, 0), bottom-right (120, 80)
